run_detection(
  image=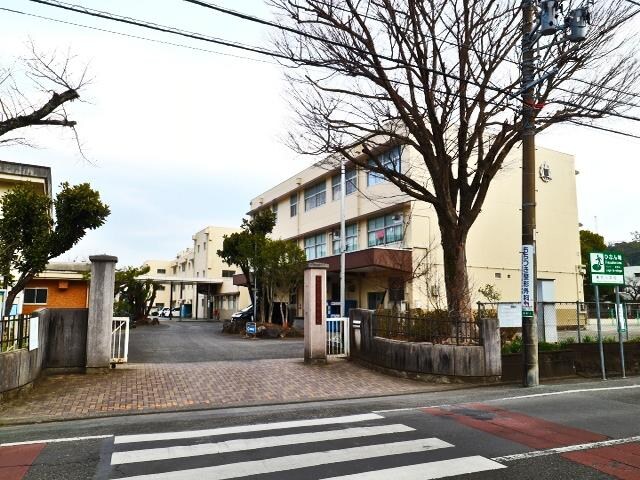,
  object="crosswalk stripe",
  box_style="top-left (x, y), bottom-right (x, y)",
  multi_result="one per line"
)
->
top-left (111, 424), bottom-right (415, 465)
top-left (113, 413), bottom-right (383, 444)
top-left (320, 455), bottom-right (507, 479)
top-left (114, 438), bottom-right (453, 480)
